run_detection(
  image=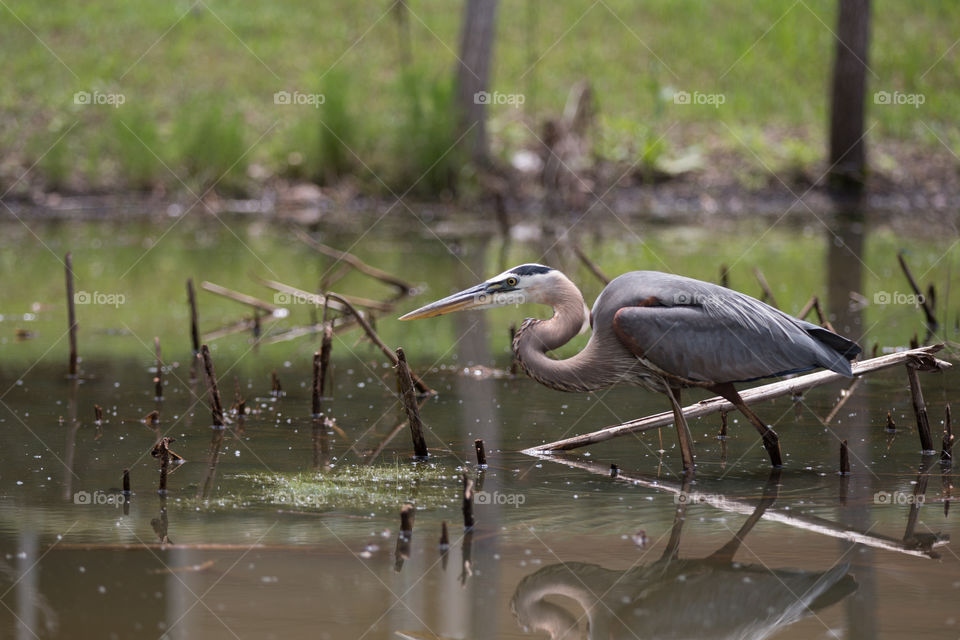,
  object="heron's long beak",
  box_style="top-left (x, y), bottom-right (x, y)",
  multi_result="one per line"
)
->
top-left (399, 283), bottom-right (490, 320)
